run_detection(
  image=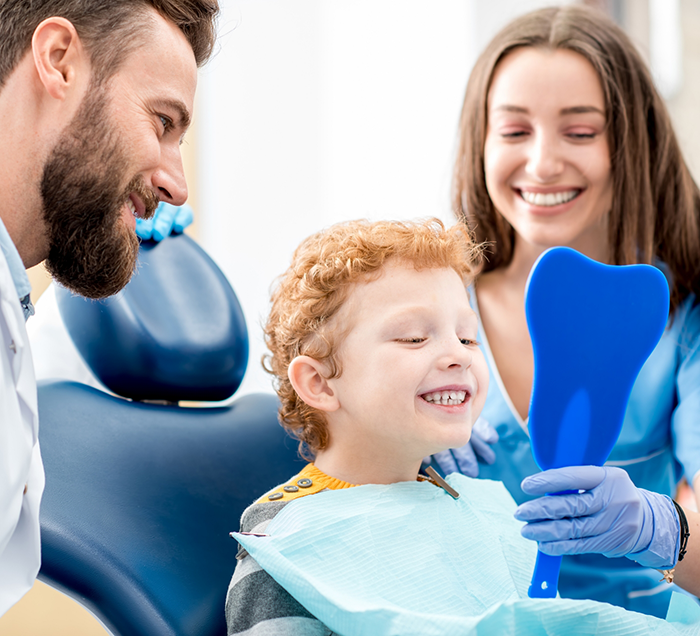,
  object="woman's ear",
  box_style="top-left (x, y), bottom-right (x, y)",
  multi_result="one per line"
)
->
top-left (32, 17), bottom-right (86, 101)
top-left (288, 356), bottom-right (340, 413)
